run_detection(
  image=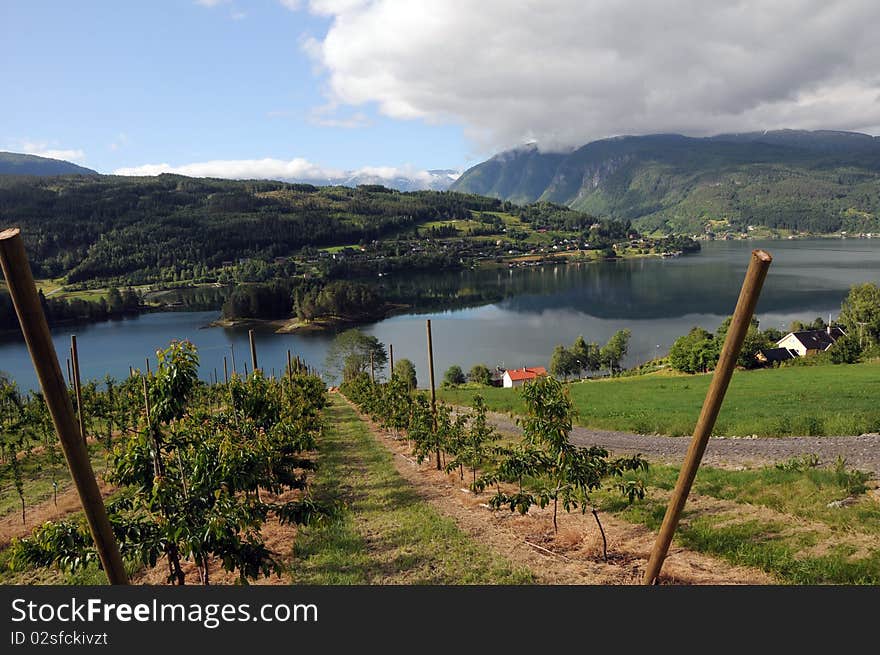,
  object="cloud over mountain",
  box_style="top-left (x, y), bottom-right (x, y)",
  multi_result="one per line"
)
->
top-left (302, 0), bottom-right (880, 151)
